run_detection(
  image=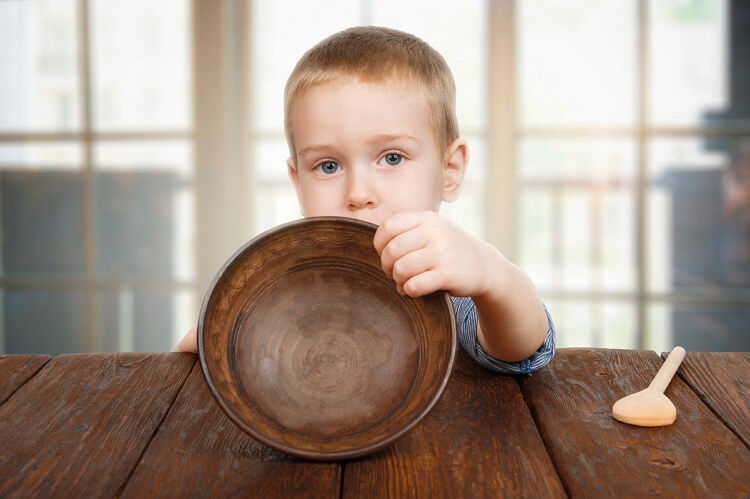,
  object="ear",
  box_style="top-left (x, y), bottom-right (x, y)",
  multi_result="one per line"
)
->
top-left (287, 156), bottom-right (305, 216)
top-left (442, 138), bottom-right (468, 202)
